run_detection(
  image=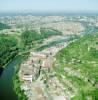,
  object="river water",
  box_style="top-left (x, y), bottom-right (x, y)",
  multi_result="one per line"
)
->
top-left (0, 56), bottom-right (21, 100)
